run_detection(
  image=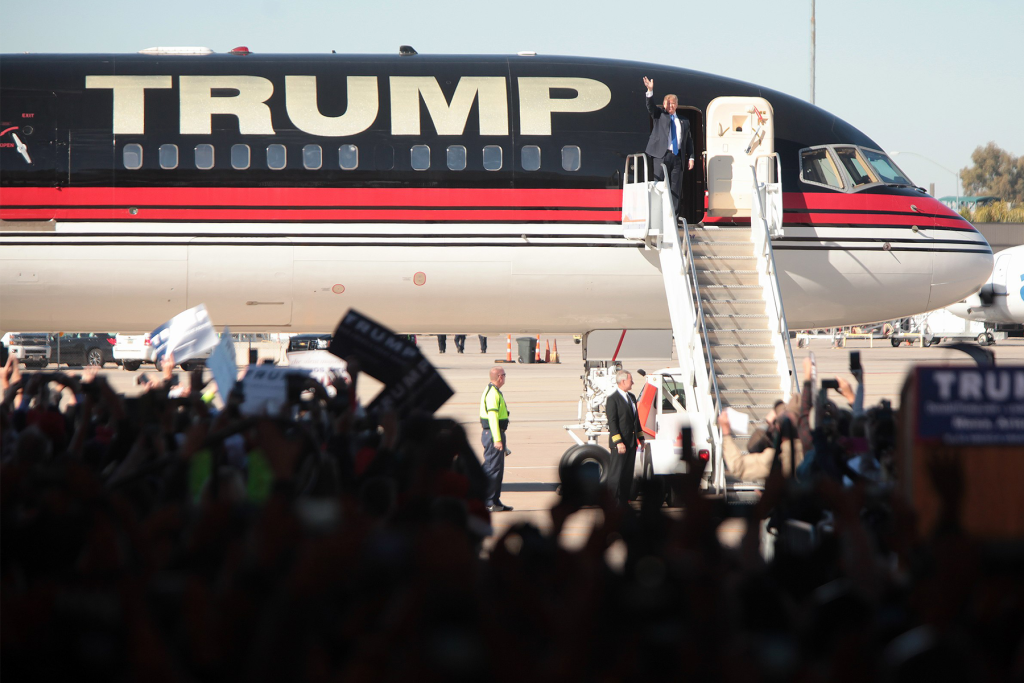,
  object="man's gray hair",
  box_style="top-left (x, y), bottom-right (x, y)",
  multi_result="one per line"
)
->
top-left (615, 369), bottom-right (631, 383)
